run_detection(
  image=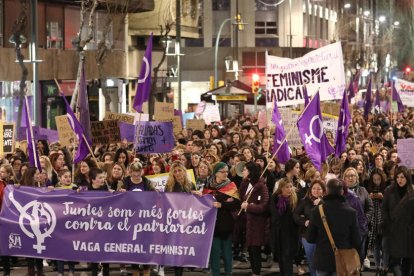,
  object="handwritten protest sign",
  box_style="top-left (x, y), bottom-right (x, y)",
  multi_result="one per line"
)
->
top-left (0, 186), bottom-right (217, 267)
top-left (91, 120), bottom-right (121, 144)
top-left (126, 113), bottom-right (150, 124)
top-left (55, 115), bottom-right (76, 148)
top-left (154, 102), bottom-right (174, 121)
top-left (321, 102), bottom-right (341, 117)
top-left (394, 78), bottom-right (414, 107)
top-left (397, 139), bottom-right (414, 168)
top-left (104, 112), bottom-right (135, 124)
top-left (134, 121), bottom-right (175, 153)
top-left (172, 116), bottom-right (183, 134)
top-left (186, 119), bottom-right (205, 130)
top-left (266, 42), bottom-right (345, 107)
top-left (274, 108), bottom-right (338, 149)
top-left (1, 124), bottom-right (14, 154)
top-left (182, 113), bottom-right (195, 128)
top-left (203, 105), bottom-right (221, 125)
top-left (146, 170), bottom-right (196, 192)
